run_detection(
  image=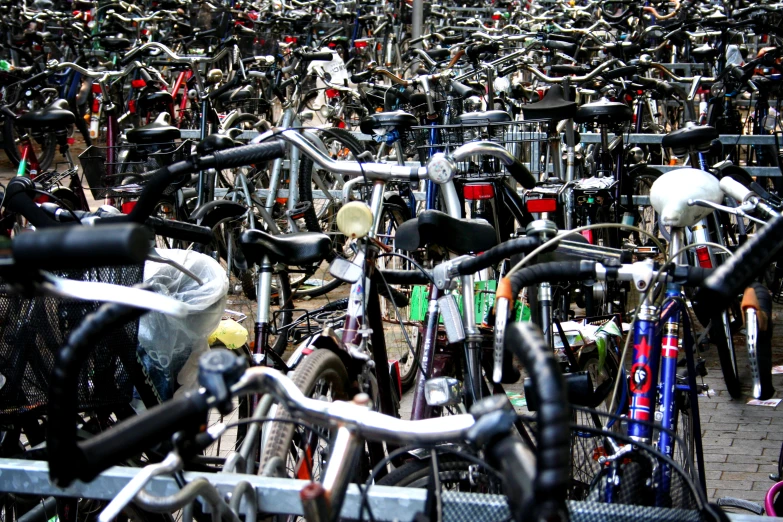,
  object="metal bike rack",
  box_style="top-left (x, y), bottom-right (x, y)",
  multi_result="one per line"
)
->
top-left (0, 459), bottom-right (770, 522)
